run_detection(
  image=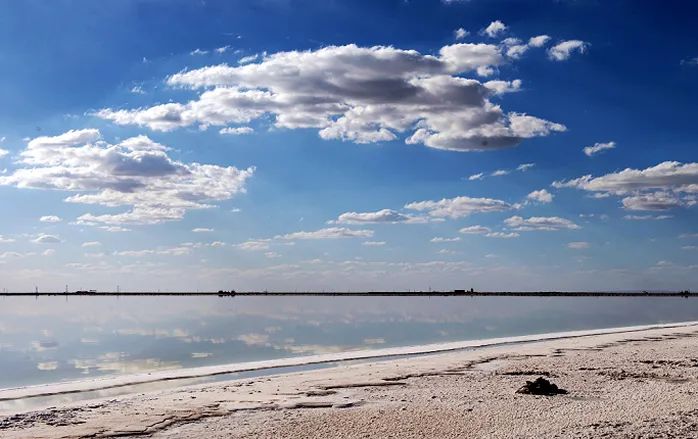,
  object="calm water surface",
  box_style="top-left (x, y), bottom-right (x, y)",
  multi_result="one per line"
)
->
top-left (1, 296), bottom-right (697, 390)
